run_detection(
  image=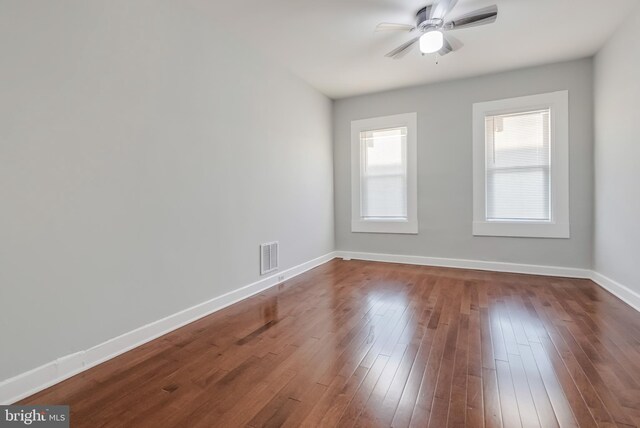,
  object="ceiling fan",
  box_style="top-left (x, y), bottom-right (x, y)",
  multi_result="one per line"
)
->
top-left (376, 0), bottom-right (498, 59)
